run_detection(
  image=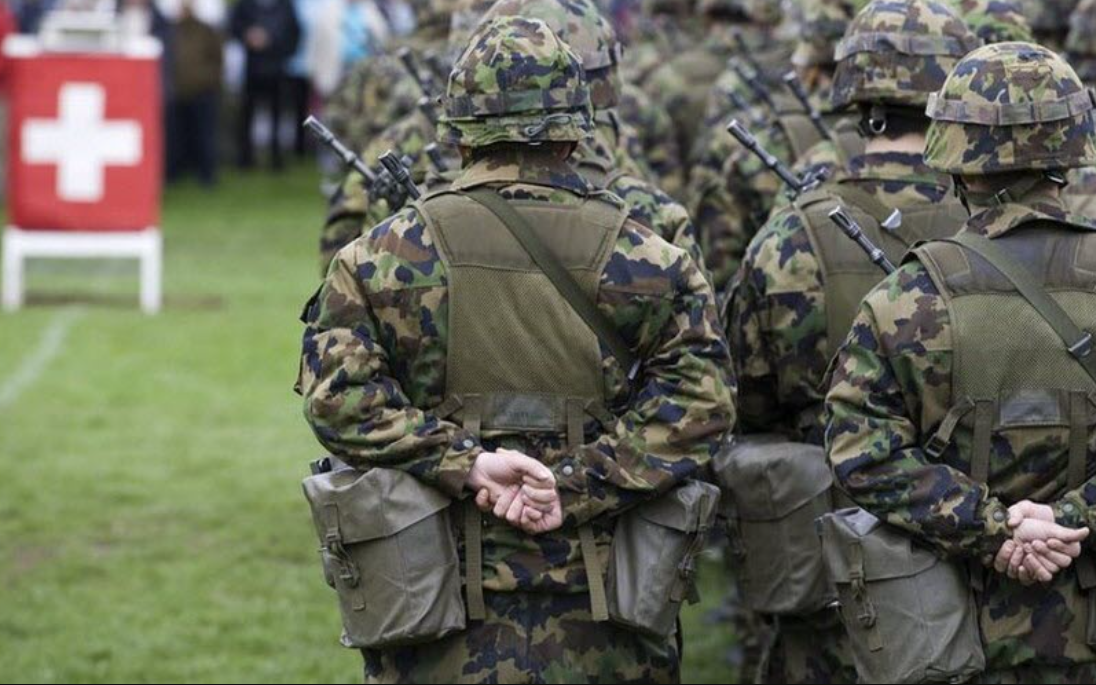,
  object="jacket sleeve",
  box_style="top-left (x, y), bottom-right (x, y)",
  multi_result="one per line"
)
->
top-left (555, 249), bottom-right (737, 526)
top-left (298, 227), bottom-right (481, 498)
top-left (825, 263), bottom-right (1011, 560)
